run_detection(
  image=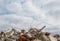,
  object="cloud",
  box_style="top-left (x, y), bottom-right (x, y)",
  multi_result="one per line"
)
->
top-left (7, 2), bottom-right (23, 13)
top-left (41, 0), bottom-right (60, 26)
top-left (0, 14), bottom-right (44, 31)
